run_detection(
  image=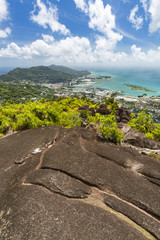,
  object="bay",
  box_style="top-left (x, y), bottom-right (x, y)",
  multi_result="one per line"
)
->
top-left (89, 69), bottom-right (160, 97)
